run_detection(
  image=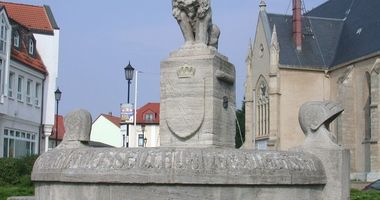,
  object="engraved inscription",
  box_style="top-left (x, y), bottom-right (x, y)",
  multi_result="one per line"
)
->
top-left (36, 148), bottom-right (322, 174)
